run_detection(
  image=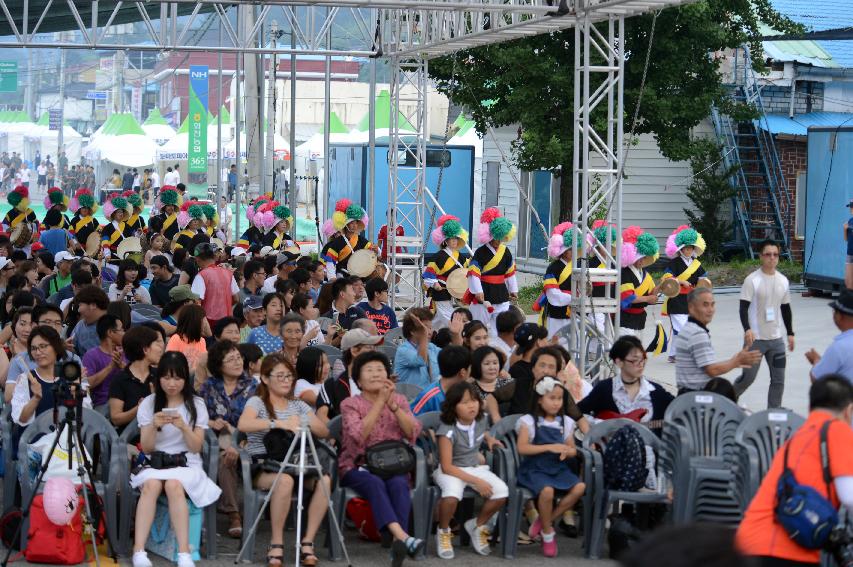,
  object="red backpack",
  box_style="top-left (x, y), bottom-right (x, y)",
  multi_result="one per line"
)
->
top-left (346, 498), bottom-right (381, 542)
top-left (25, 494), bottom-right (85, 565)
